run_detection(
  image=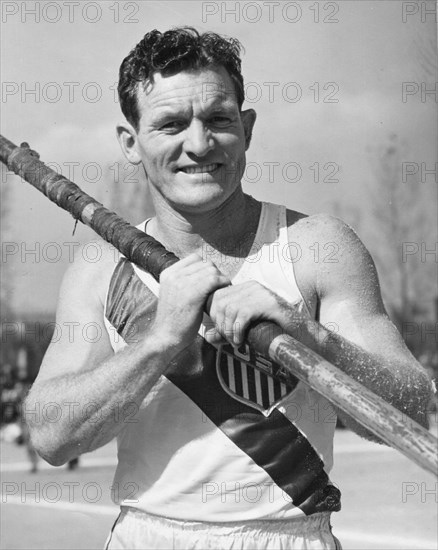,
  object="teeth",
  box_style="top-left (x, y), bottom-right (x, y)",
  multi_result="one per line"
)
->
top-left (182, 164), bottom-right (219, 174)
